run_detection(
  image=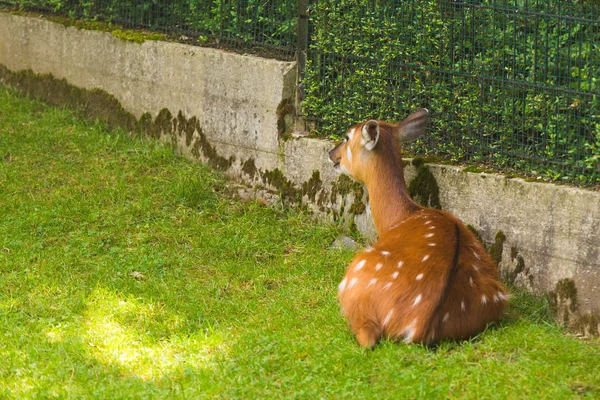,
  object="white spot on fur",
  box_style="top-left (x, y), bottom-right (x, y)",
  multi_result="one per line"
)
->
top-left (498, 291), bottom-right (509, 301)
top-left (381, 250), bottom-right (390, 256)
top-left (424, 233), bottom-right (434, 238)
top-left (428, 225), bottom-right (435, 229)
top-left (493, 294), bottom-right (500, 303)
top-left (383, 282), bottom-right (392, 290)
top-left (474, 251), bottom-right (482, 260)
top-left (348, 277), bottom-right (358, 289)
top-left (365, 141), bottom-right (377, 151)
top-left (354, 260), bottom-right (366, 271)
top-left (481, 295), bottom-right (488, 305)
top-left (375, 263), bottom-right (383, 271)
top-left (424, 220), bottom-right (432, 225)
top-left (422, 255), bottom-right (430, 262)
top-left (383, 309), bottom-right (393, 327)
top-left (443, 312), bottom-right (449, 323)
top-left (397, 261), bottom-right (404, 269)
top-left (413, 294), bottom-right (422, 307)
top-left (402, 319), bottom-right (417, 343)
top-left (429, 329), bottom-right (436, 342)
top-left (461, 300), bottom-right (466, 311)
top-left (469, 276), bottom-right (474, 287)
top-left (416, 273), bottom-right (424, 281)
top-left (473, 264), bottom-right (480, 272)
top-left (391, 271), bottom-right (399, 279)
top-left (428, 242), bottom-right (436, 247)
top-left (367, 278), bottom-right (377, 287)
top-left (365, 247), bottom-right (374, 252)
top-left (346, 146), bottom-right (352, 164)
top-left (338, 278), bottom-right (347, 293)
